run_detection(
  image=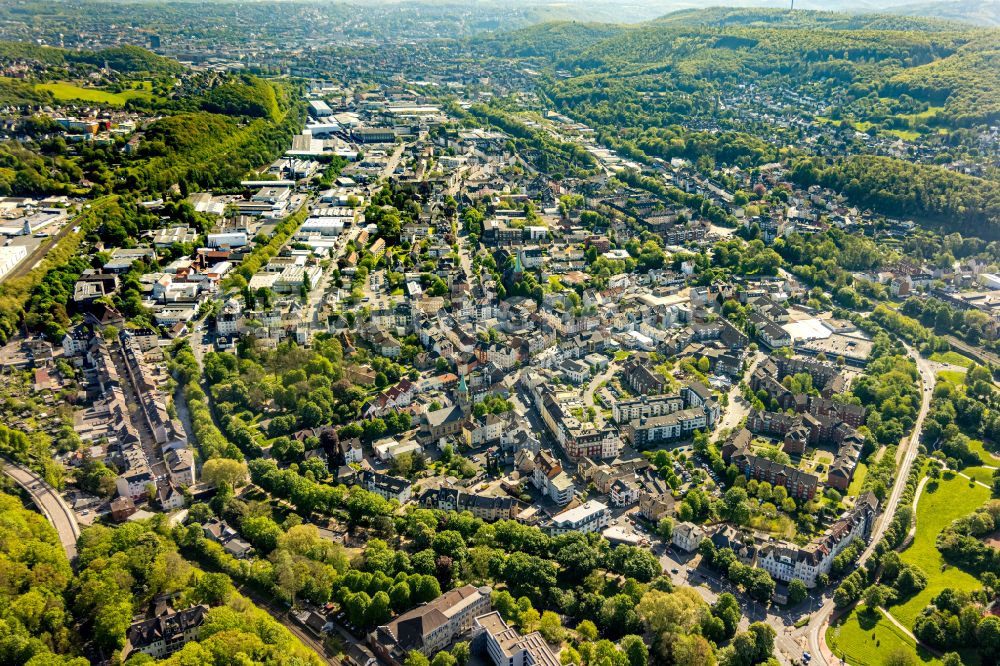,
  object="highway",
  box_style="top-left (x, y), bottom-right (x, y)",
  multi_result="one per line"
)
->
top-left (802, 344), bottom-right (936, 666)
top-left (1, 459), bottom-right (81, 559)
